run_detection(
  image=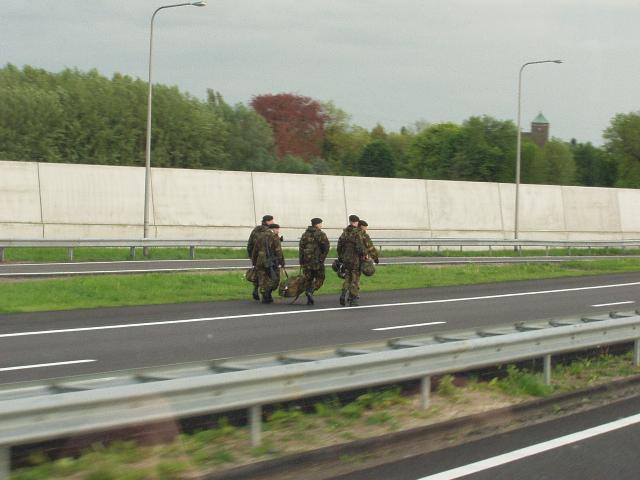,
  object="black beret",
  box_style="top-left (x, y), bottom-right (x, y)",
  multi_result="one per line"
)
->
top-left (358, 220), bottom-right (368, 227)
top-left (269, 223), bottom-right (280, 229)
top-left (262, 215), bottom-right (274, 222)
top-left (311, 217), bottom-right (323, 226)
top-left (348, 214), bottom-right (360, 223)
